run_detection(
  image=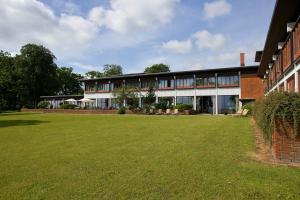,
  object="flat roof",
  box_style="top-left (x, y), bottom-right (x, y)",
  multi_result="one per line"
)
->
top-left (258, 0), bottom-right (300, 76)
top-left (81, 65), bottom-right (259, 82)
top-left (40, 95), bottom-right (83, 99)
